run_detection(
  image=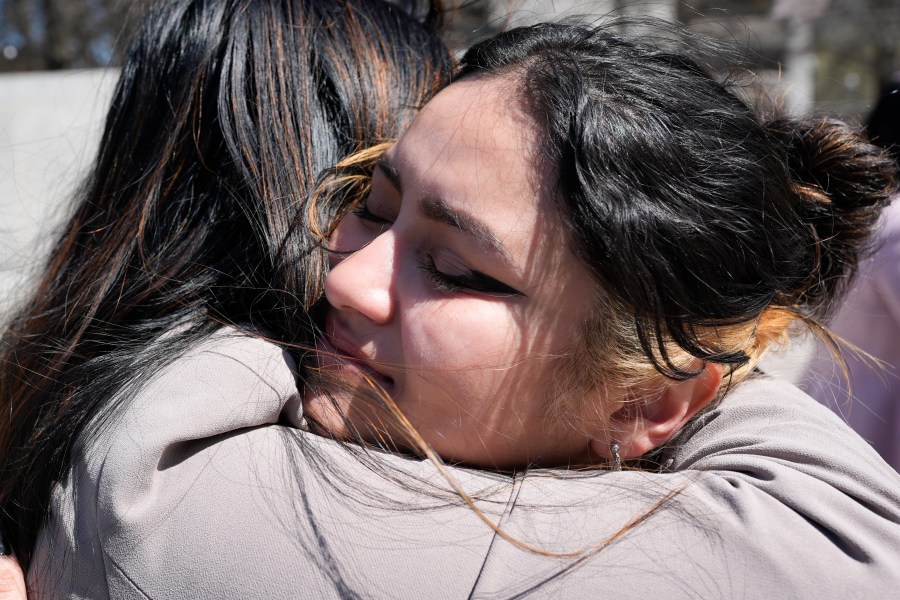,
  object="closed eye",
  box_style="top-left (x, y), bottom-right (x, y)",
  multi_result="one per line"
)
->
top-left (351, 198), bottom-right (392, 226)
top-left (418, 255), bottom-right (522, 297)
